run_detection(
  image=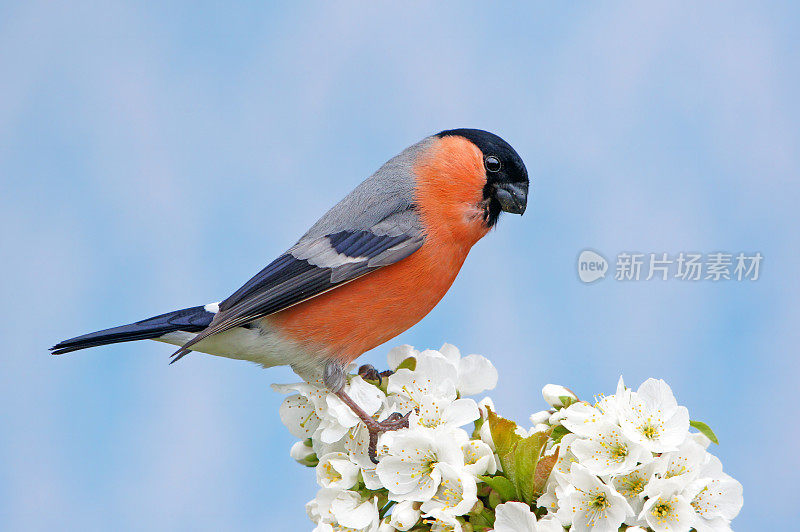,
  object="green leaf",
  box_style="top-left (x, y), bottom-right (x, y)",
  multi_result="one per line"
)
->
top-left (396, 357), bottom-right (416, 371)
top-left (690, 420), bottom-right (719, 444)
top-left (487, 410), bottom-right (521, 454)
top-left (296, 454), bottom-right (319, 467)
top-left (469, 508), bottom-right (495, 530)
top-left (485, 409), bottom-right (553, 505)
top-left (478, 475), bottom-right (516, 502)
top-left (472, 415), bottom-right (485, 440)
top-left (558, 395), bottom-right (577, 408)
top-left (550, 424), bottom-right (570, 444)
top-left (487, 409), bottom-right (522, 480)
top-left (512, 429), bottom-right (551, 504)
top-left (487, 489), bottom-right (502, 509)
top-left (479, 507), bottom-right (496, 527)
